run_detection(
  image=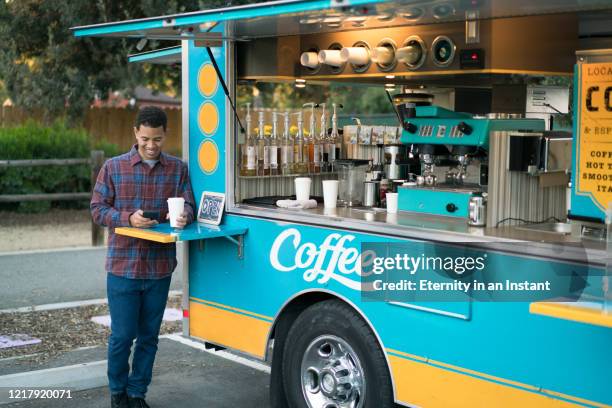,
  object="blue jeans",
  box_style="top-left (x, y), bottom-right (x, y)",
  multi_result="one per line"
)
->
top-left (106, 273), bottom-right (171, 398)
